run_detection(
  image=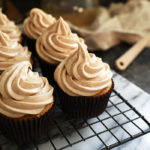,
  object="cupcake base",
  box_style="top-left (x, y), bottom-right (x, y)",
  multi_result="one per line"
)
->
top-left (57, 80), bottom-right (114, 120)
top-left (0, 103), bottom-right (55, 145)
